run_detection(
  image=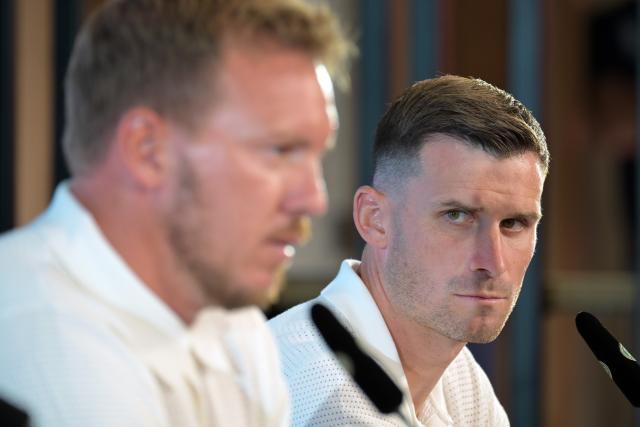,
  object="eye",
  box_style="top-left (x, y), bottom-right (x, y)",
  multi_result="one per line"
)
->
top-left (265, 142), bottom-right (307, 160)
top-left (269, 144), bottom-right (295, 156)
top-left (501, 218), bottom-right (527, 232)
top-left (445, 209), bottom-right (470, 224)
